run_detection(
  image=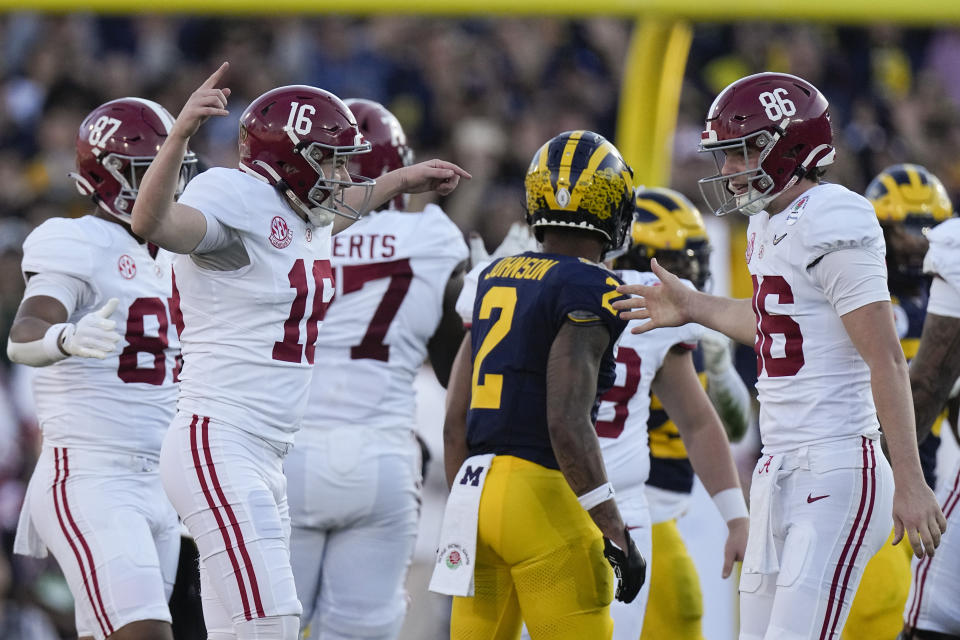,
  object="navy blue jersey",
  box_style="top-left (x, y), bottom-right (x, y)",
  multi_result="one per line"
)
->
top-left (466, 252), bottom-right (628, 469)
